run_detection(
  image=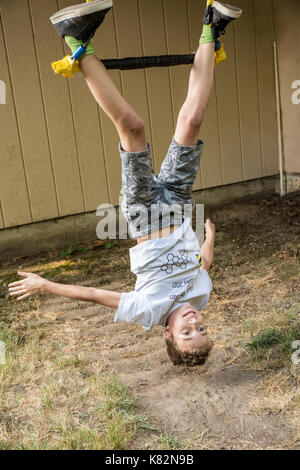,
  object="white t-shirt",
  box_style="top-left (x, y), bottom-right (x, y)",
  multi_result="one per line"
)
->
top-left (114, 218), bottom-right (213, 331)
